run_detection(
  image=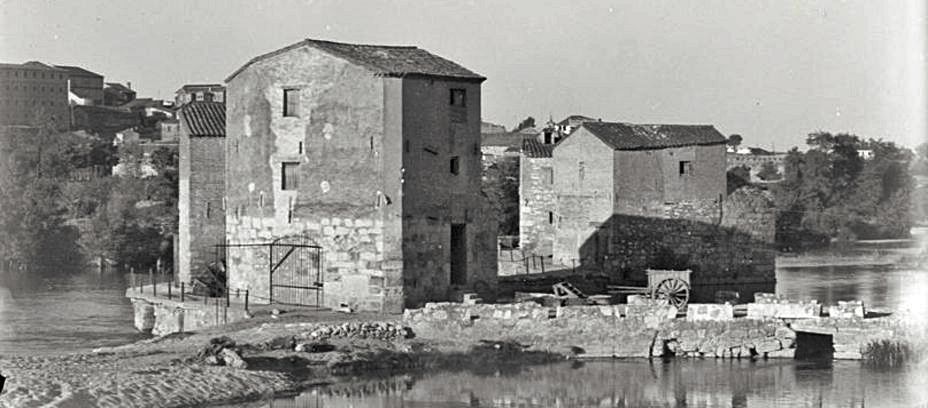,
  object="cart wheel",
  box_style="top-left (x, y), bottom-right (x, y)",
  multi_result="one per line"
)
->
top-left (652, 278), bottom-right (689, 309)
